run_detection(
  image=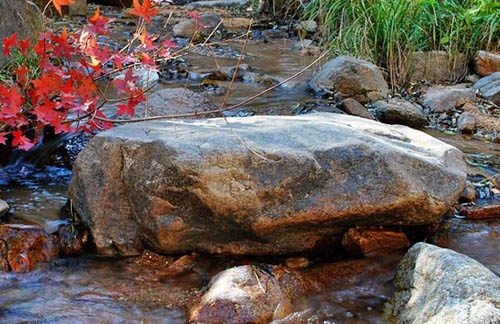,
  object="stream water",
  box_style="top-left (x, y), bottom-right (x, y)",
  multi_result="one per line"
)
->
top-left (1, 6), bottom-right (500, 323)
